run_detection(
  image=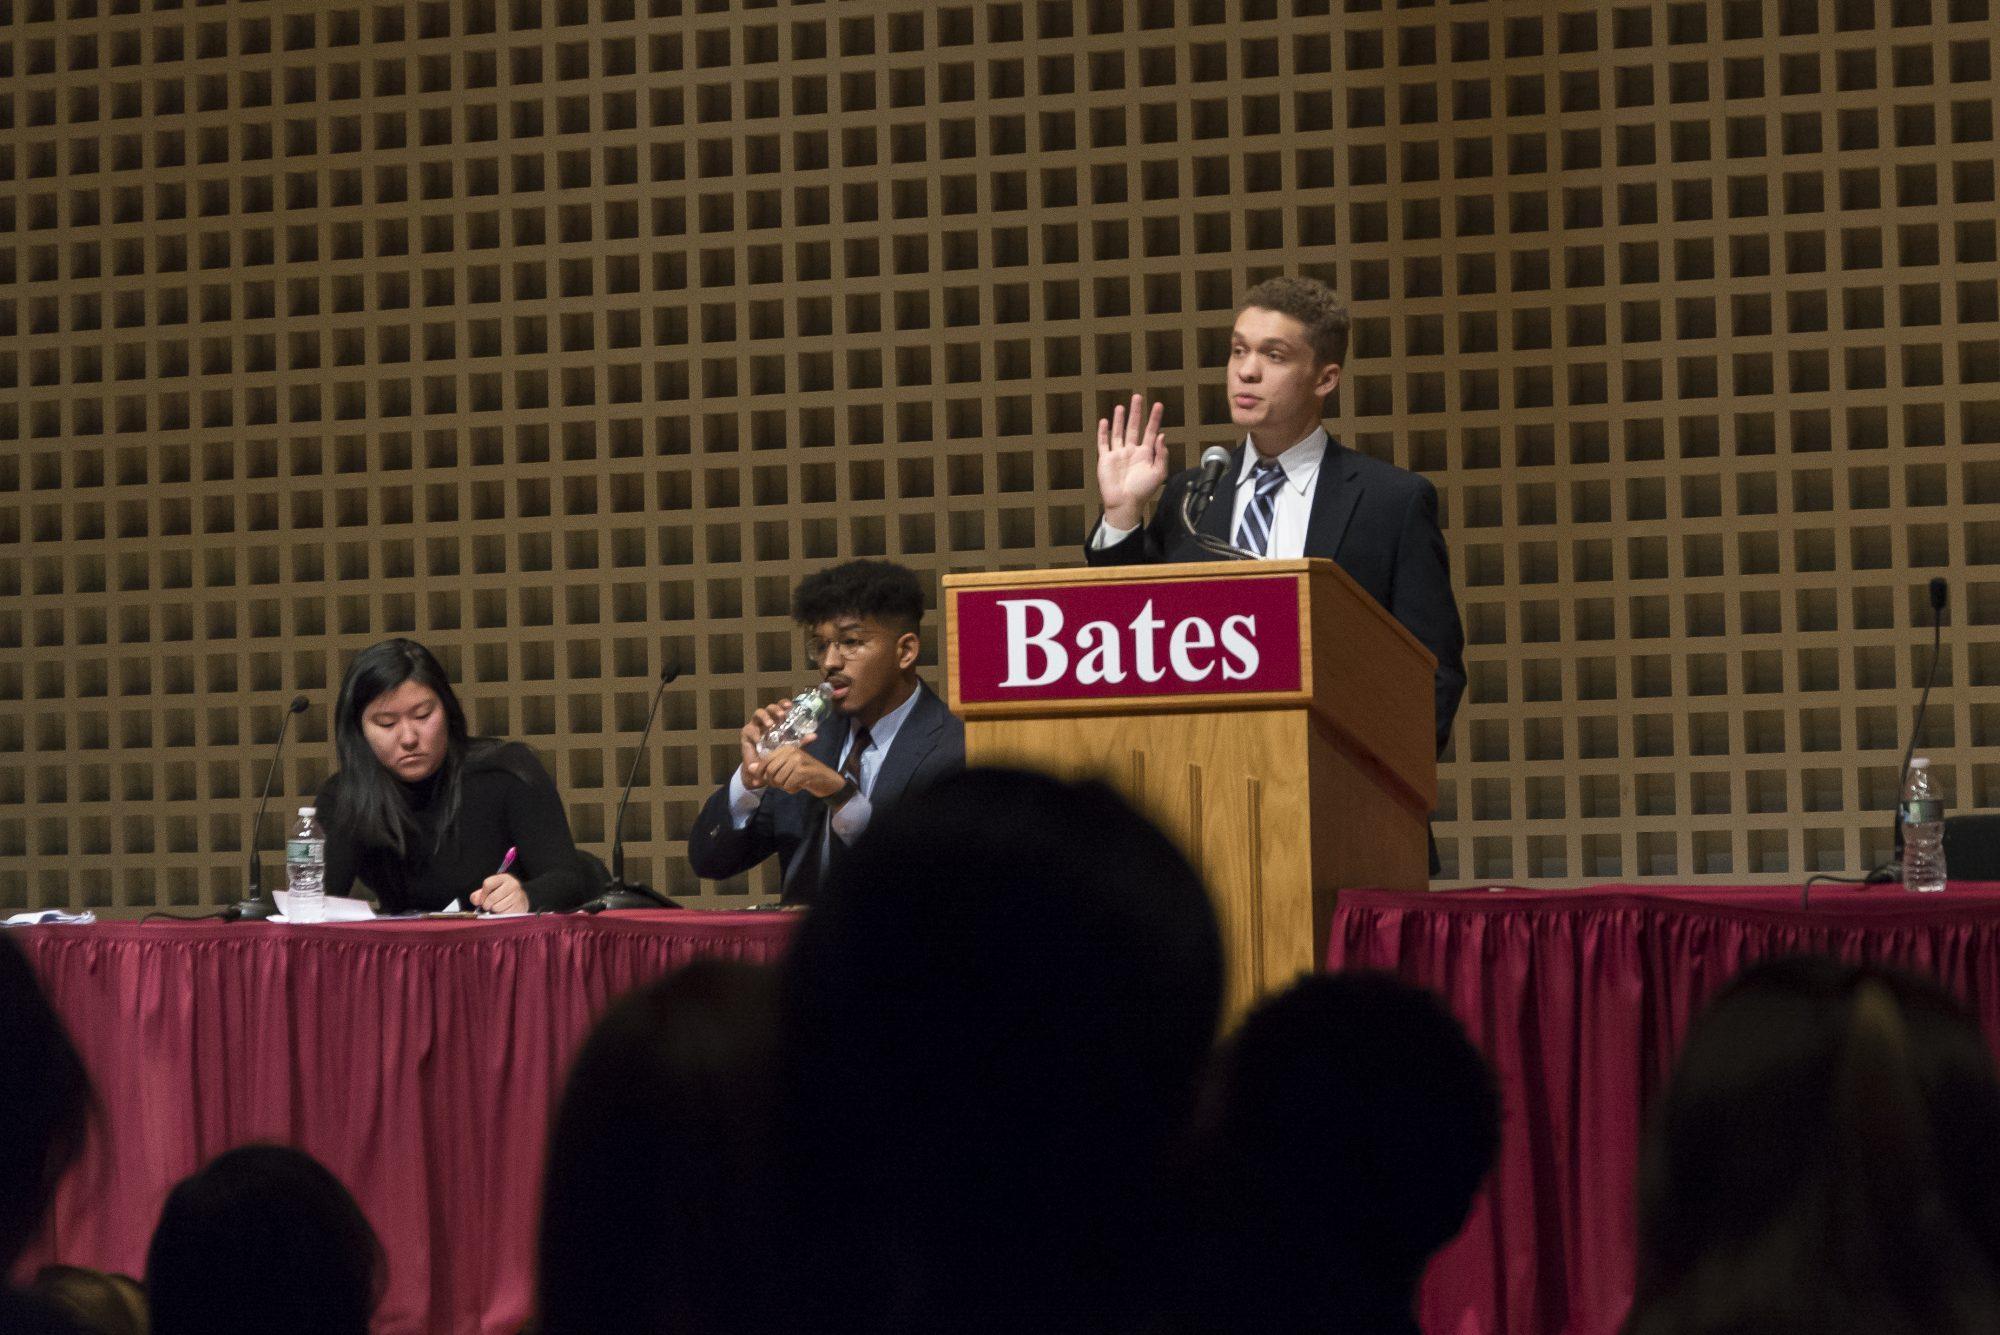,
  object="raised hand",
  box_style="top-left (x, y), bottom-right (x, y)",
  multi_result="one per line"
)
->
top-left (1095, 394), bottom-right (1169, 530)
